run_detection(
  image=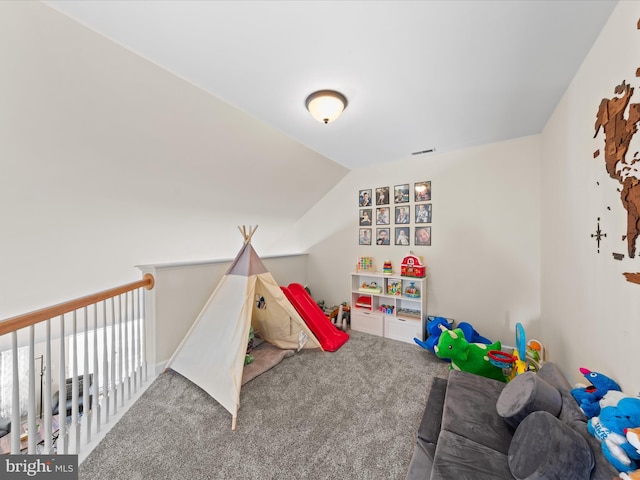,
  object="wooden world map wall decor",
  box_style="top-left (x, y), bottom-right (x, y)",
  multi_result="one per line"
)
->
top-left (591, 17), bottom-right (640, 285)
